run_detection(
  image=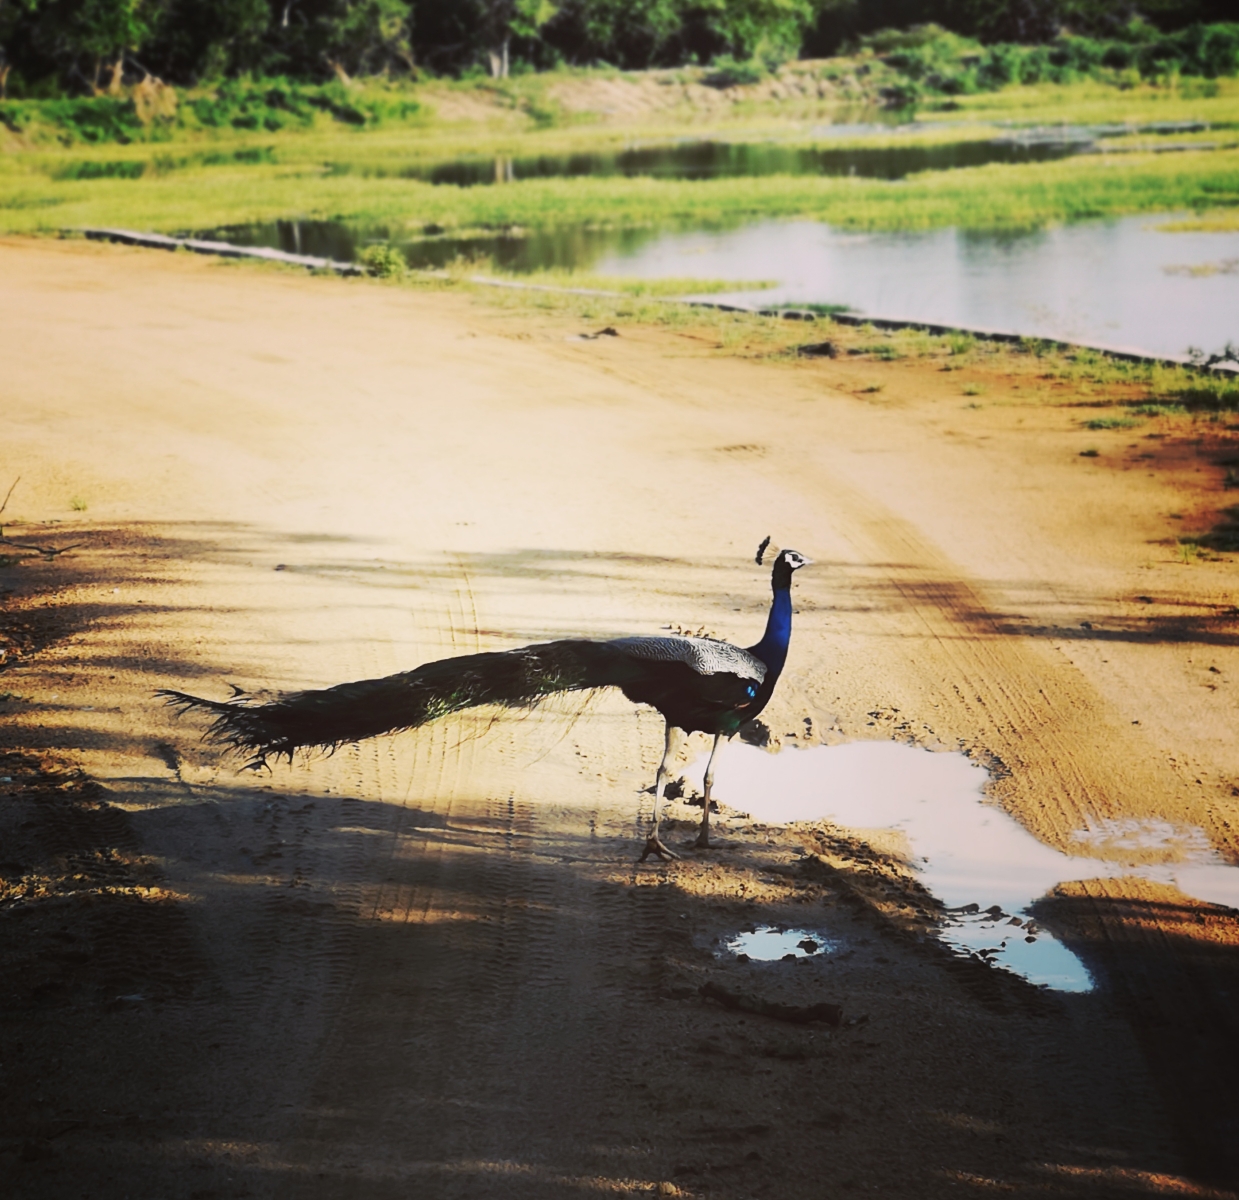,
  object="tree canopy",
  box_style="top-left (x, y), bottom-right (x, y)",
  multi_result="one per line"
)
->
top-left (0, 0), bottom-right (1231, 95)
